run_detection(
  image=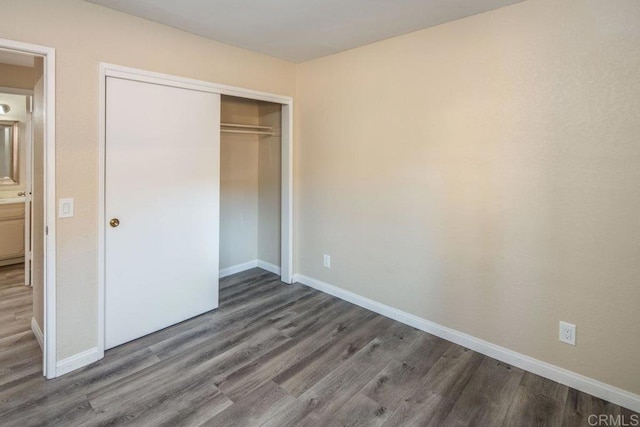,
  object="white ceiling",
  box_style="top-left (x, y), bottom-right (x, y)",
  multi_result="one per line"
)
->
top-left (0, 49), bottom-right (35, 68)
top-left (86, 0), bottom-right (523, 63)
